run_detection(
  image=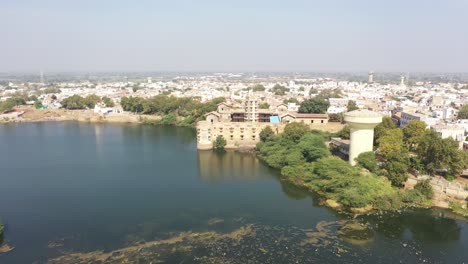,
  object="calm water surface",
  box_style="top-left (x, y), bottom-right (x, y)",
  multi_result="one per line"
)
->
top-left (0, 123), bottom-right (467, 263)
